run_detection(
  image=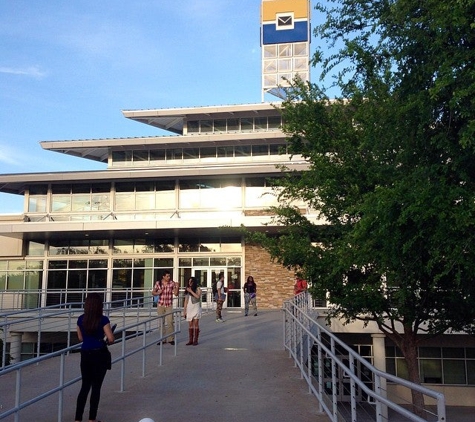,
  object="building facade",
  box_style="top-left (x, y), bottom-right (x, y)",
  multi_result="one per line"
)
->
top-left (0, 0), bottom-right (474, 408)
top-left (0, 103), bottom-right (315, 312)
